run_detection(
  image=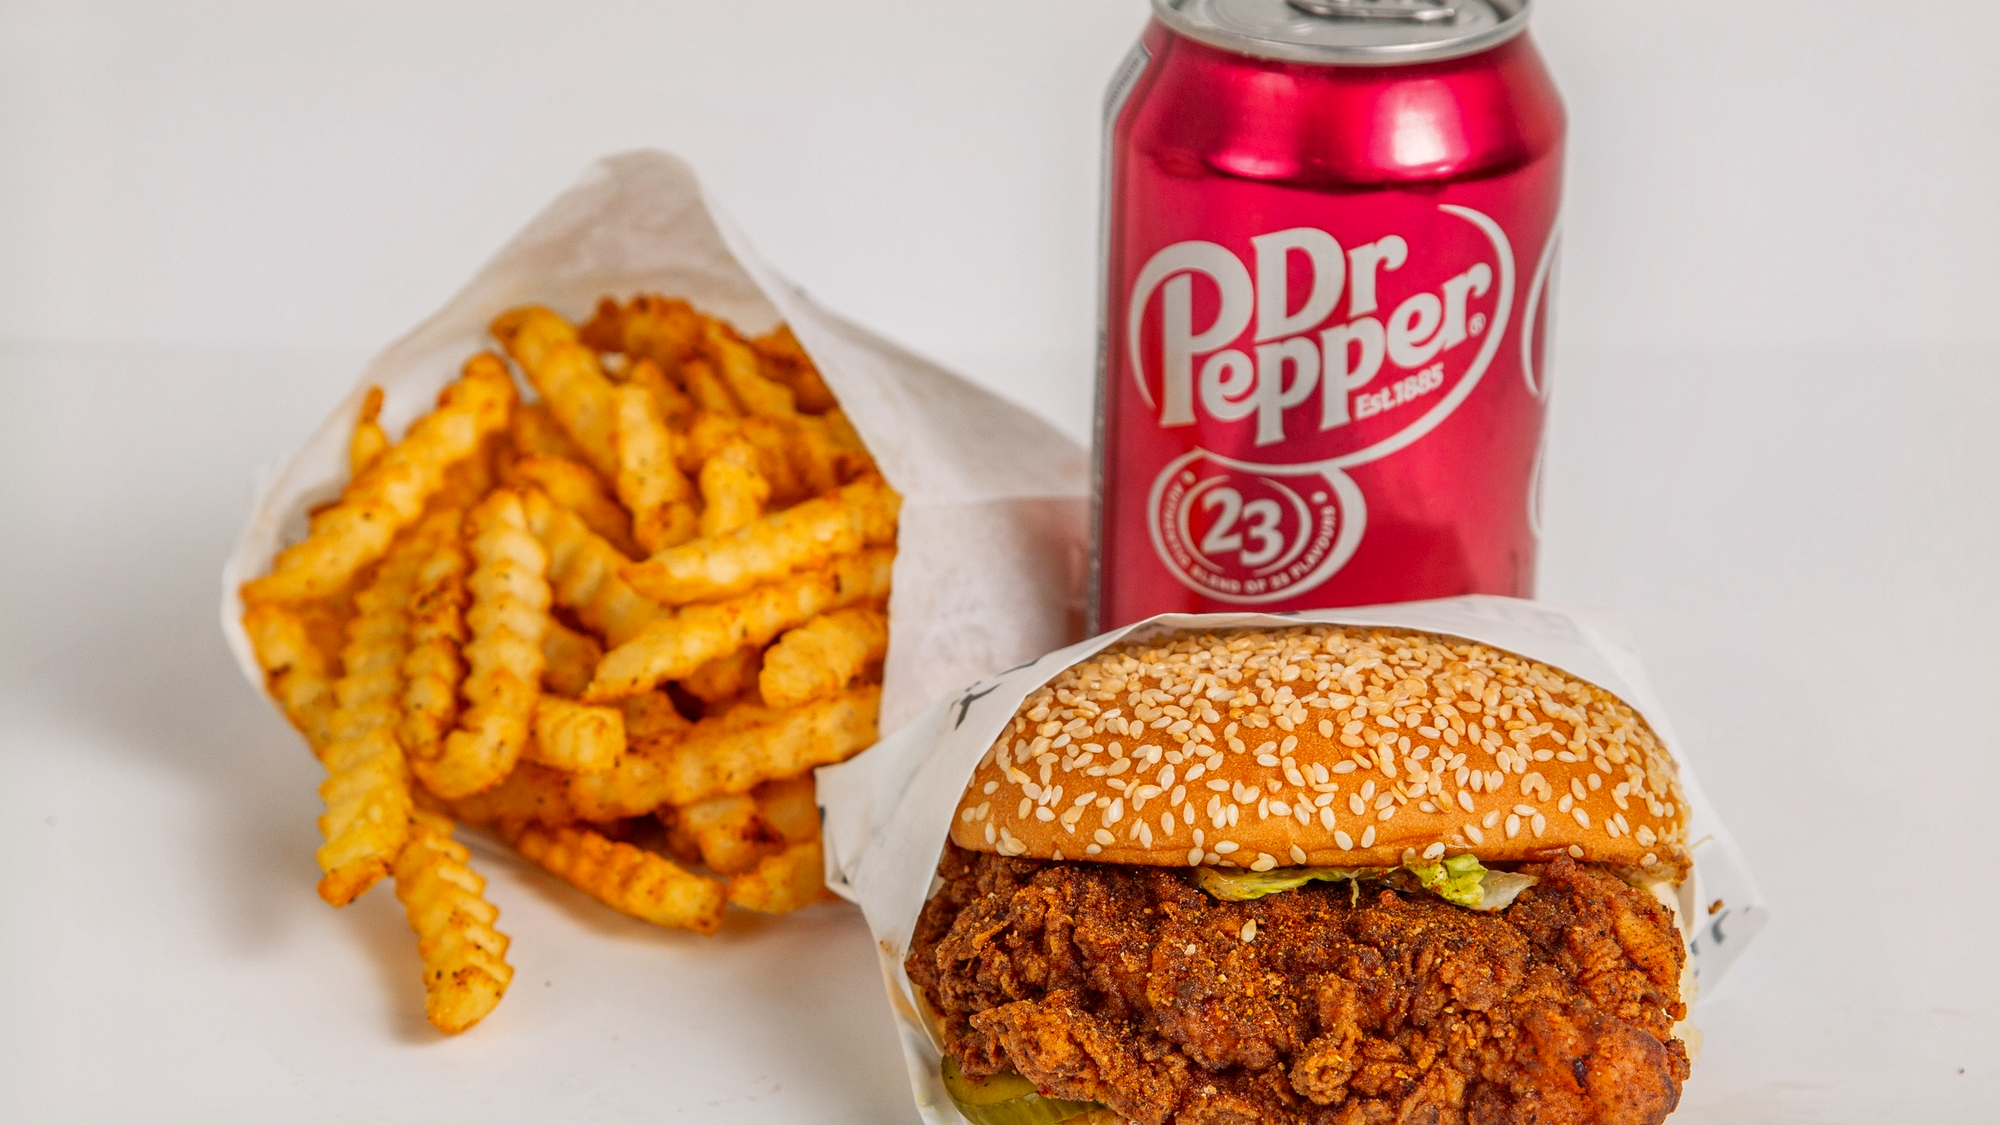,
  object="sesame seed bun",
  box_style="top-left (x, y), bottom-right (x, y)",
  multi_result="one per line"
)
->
top-left (951, 624), bottom-right (1690, 882)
